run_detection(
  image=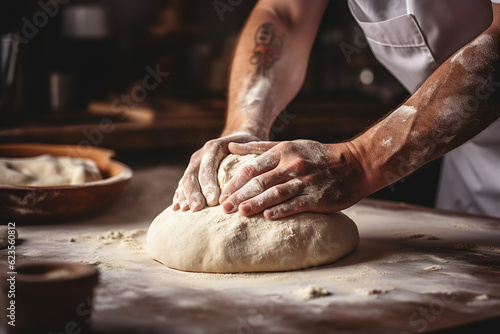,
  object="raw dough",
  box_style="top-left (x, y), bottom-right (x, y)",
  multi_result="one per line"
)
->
top-left (0, 154), bottom-right (102, 186)
top-left (147, 154), bottom-right (359, 273)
